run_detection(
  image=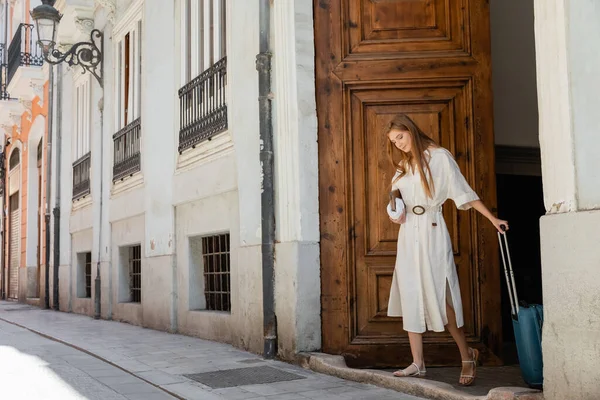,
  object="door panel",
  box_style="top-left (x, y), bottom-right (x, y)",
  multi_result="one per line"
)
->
top-left (346, 0), bottom-right (469, 55)
top-left (316, 0), bottom-right (501, 367)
